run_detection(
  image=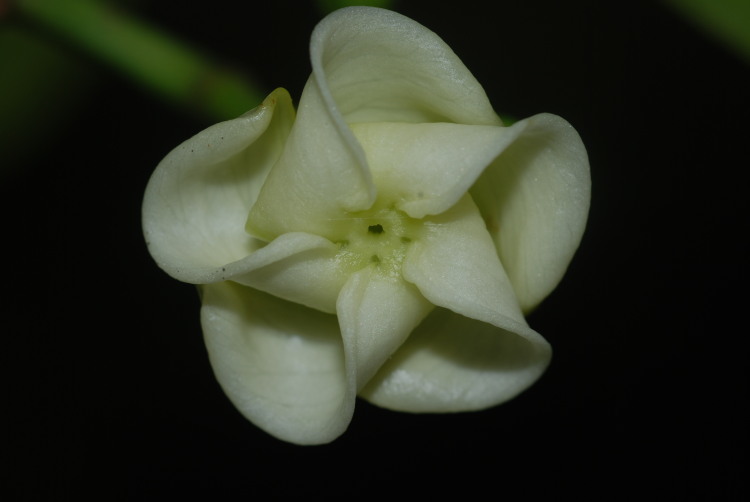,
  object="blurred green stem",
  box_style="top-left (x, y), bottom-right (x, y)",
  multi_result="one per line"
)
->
top-left (17, 0), bottom-right (264, 119)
